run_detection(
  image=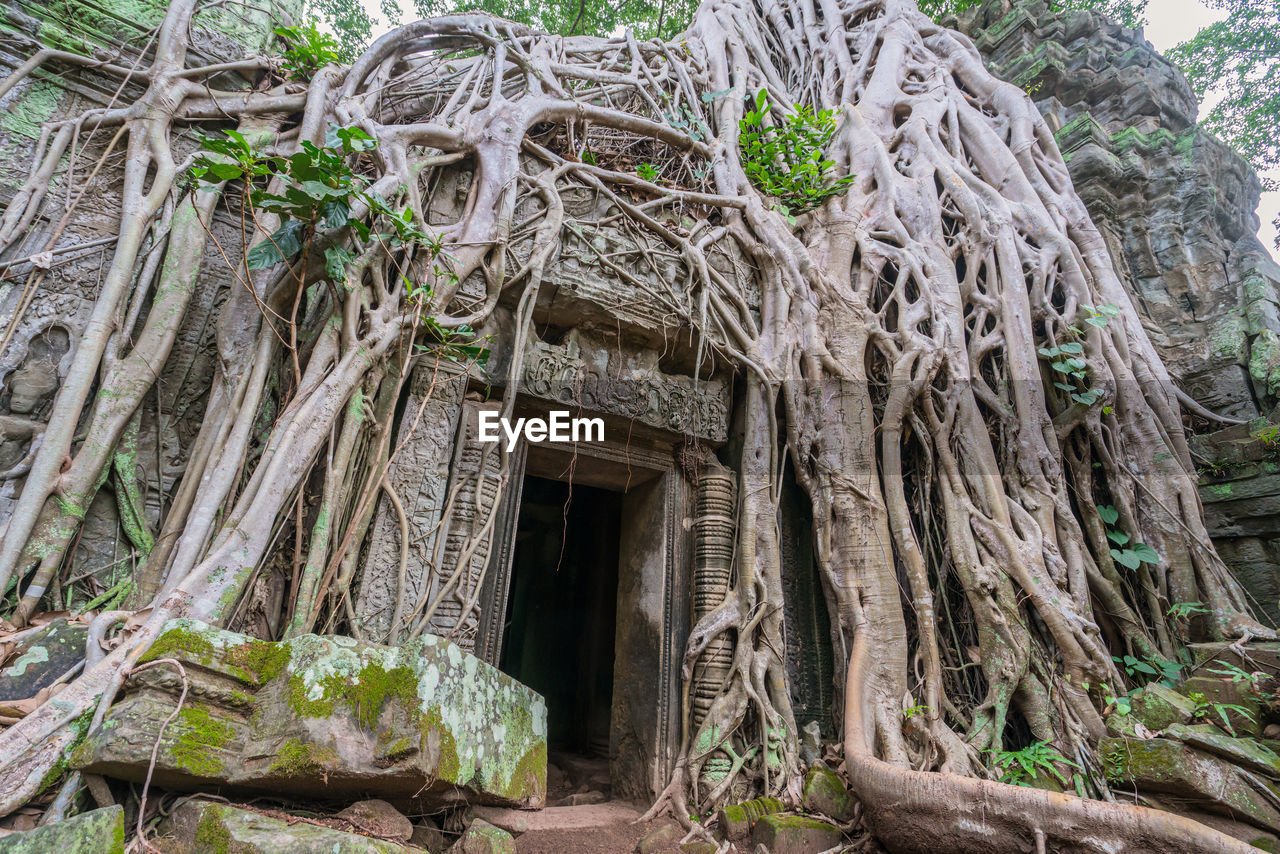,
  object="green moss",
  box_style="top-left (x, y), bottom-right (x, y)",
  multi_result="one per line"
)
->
top-left (0, 81), bottom-right (62, 140)
top-left (224, 638), bottom-right (289, 683)
top-left (139, 625), bottom-right (218, 665)
top-left (194, 807), bottom-right (233, 854)
top-left (502, 740), bottom-right (546, 800)
top-left (268, 738), bottom-right (336, 776)
top-left (289, 660), bottom-right (420, 730)
top-left (170, 707), bottom-right (234, 777)
top-left (420, 707), bottom-right (461, 781)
